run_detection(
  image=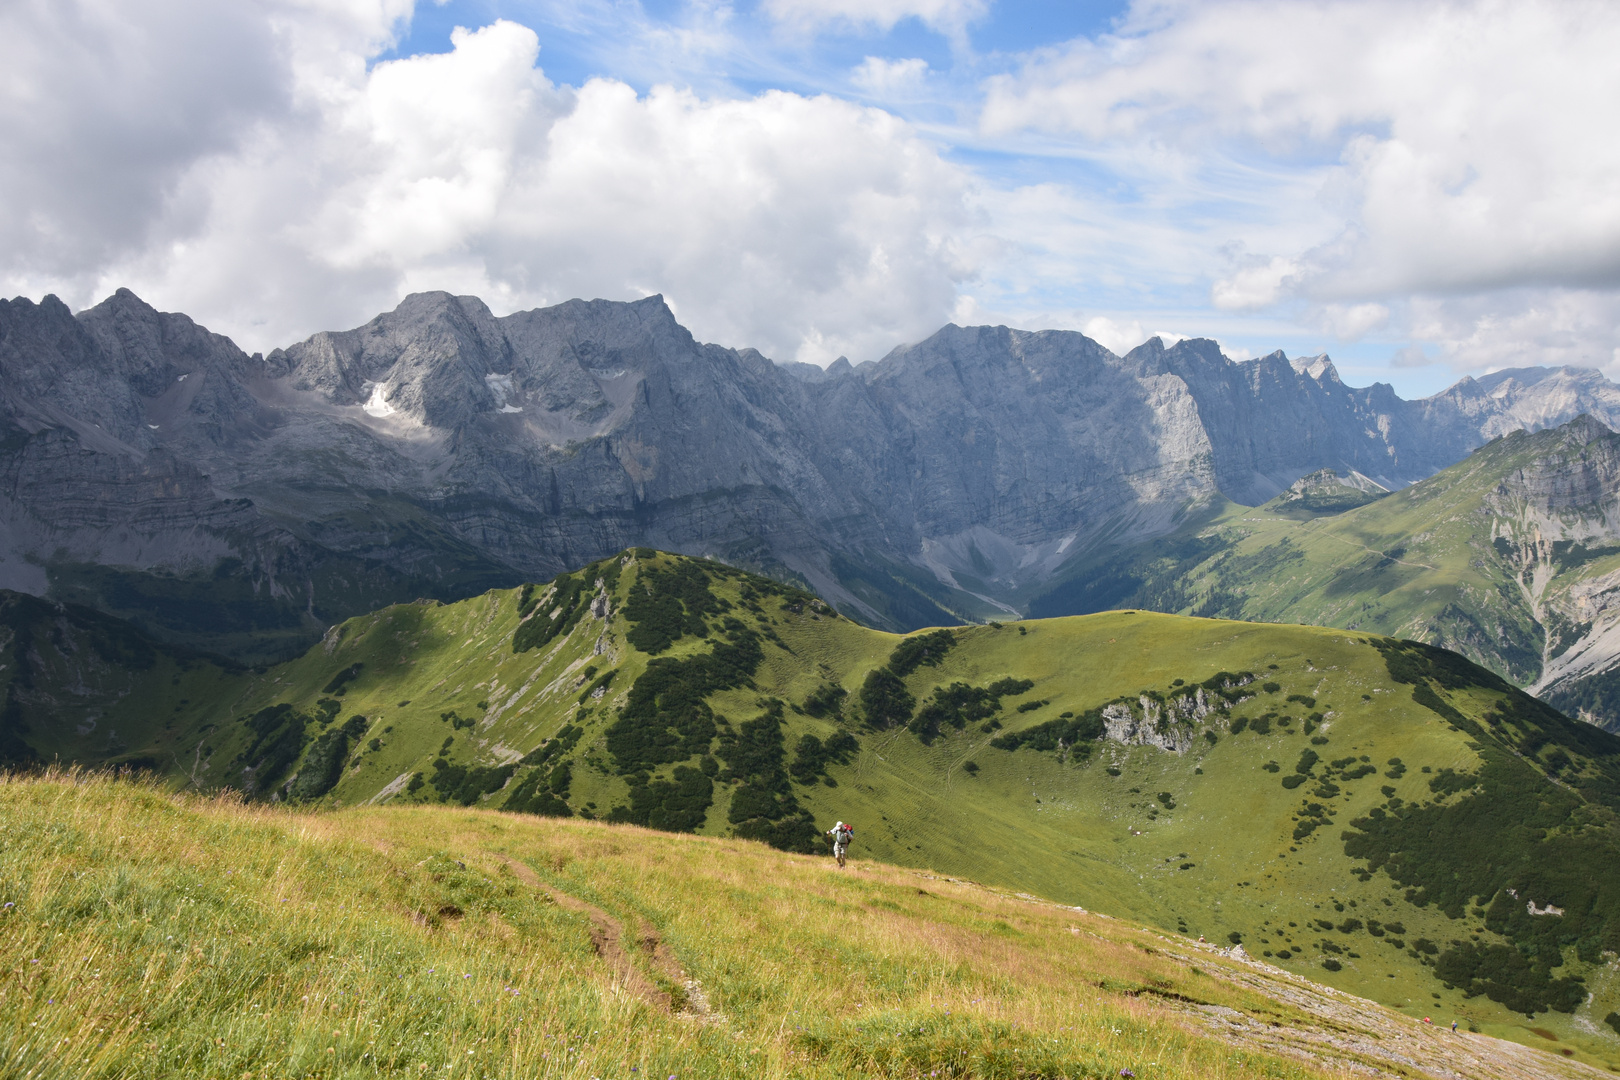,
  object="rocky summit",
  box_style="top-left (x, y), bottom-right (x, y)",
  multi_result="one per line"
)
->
top-left (4, 286), bottom-right (1620, 659)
